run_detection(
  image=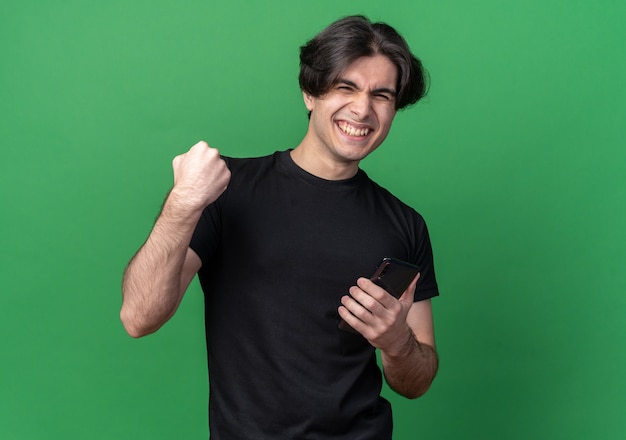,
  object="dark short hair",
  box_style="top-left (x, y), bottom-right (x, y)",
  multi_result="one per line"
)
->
top-left (299, 15), bottom-right (428, 111)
